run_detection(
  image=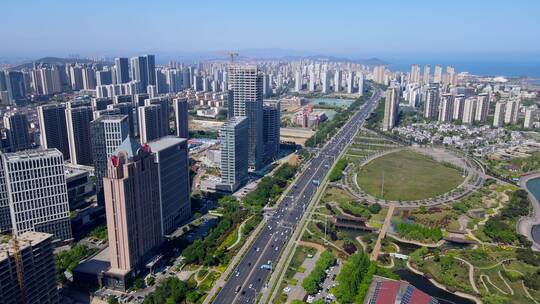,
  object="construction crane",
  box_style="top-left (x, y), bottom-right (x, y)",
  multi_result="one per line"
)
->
top-left (226, 52), bottom-right (239, 64)
top-left (12, 233), bottom-right (27, 304)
